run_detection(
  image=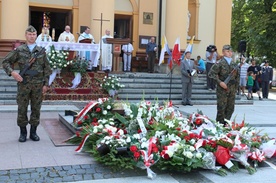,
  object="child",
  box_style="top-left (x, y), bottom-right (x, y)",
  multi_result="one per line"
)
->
top-left (247, 71), bottom-right (254, 100)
